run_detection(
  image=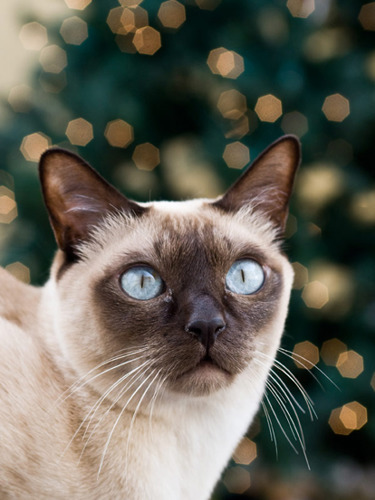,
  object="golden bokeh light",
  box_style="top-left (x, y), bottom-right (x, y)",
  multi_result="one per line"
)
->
top-left (8, 85), bottom-right (33, 113)
top-left (321, 338), bottom-right (347, 366)
top-left (350, 189), bottom-right (375, 225)
top-left (217, 90), bottom-right (247, 119)
top-left (225, 116), bottom-right (250, 140)
top-left (195, 0), bottom-right (222, 10)
top-left (132, 143), bottom-right (160, 171)
top-left (20, 132), bottom-right (51, 162)
top-left (365, 51), bottom-right (375, 81)
top-left (371, 372), bottom-right (375, 391)
top-left (122, 7), bottom-right (149, 33)
top-left (296, 163), bottom-right (344, 214)
top-left (329, 402), bottom-right (368, 435)
top-left (19, 22), bottom-right (48, 51)
top-left (303, 28), bottom-right (350, 63)
top-left (65, 118), bottom-right (93, 146)
top-left (5, 262), bottom-right (30, 284)
top-left (60, 16), bottom-right (89, 45)
top-left (359, 3), bottom-right (375, 31)
top-left (292, 340), bottom-right (320, 370)
top-left (223, 142), bottom-right (250, 169)
top-left (336, 350), bottom-right (364, 379)
top-left (287, 0), bottom-right (315, 19)
top-left (119, 0), bottom-right (144, 6)
top-left (104, 119), bottom-right (134, 148)
top-left (254, 94), bottom-right (282, 122)
top-left (107, 7), bottom-right (127, 34)
top-left (39, 45), bottom-right (68, 74)
top-left (322, 93), bottom-right (350, 122)
top-left (158, 1), bottom-right (186, 30)
top-left (301, 280), bottom-right (329, 309)
top-left (232, 437), bottom-right (257, 465)
top-left (222, 467), bottom-right (251, 495)
top-left (64, 0), bottom-right (92, 10)
top-left (0, 188), bottom-right (17, 225)
top-left (133, 26), bottom-right (162, 55)
top-left (281, 111), bottom-right (308, 137)
top-left (207, 48), bottom-right (244, 79)
top-left (291, 261), bottom-right (309, 290)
